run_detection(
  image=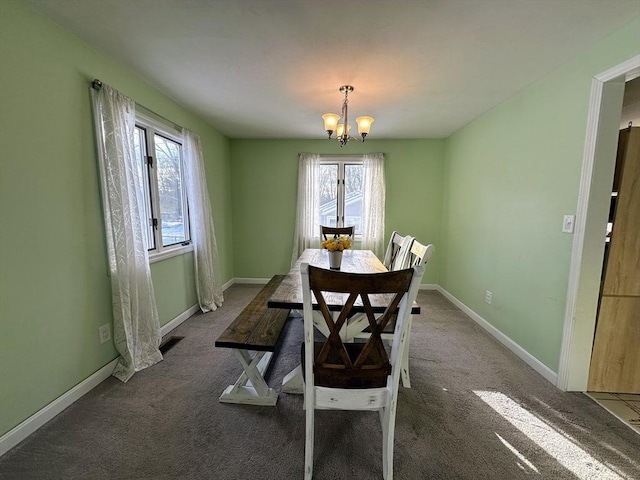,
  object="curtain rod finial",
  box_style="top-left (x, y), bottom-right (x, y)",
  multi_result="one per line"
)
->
top-left (92, 79), bottom-right (103, 90)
